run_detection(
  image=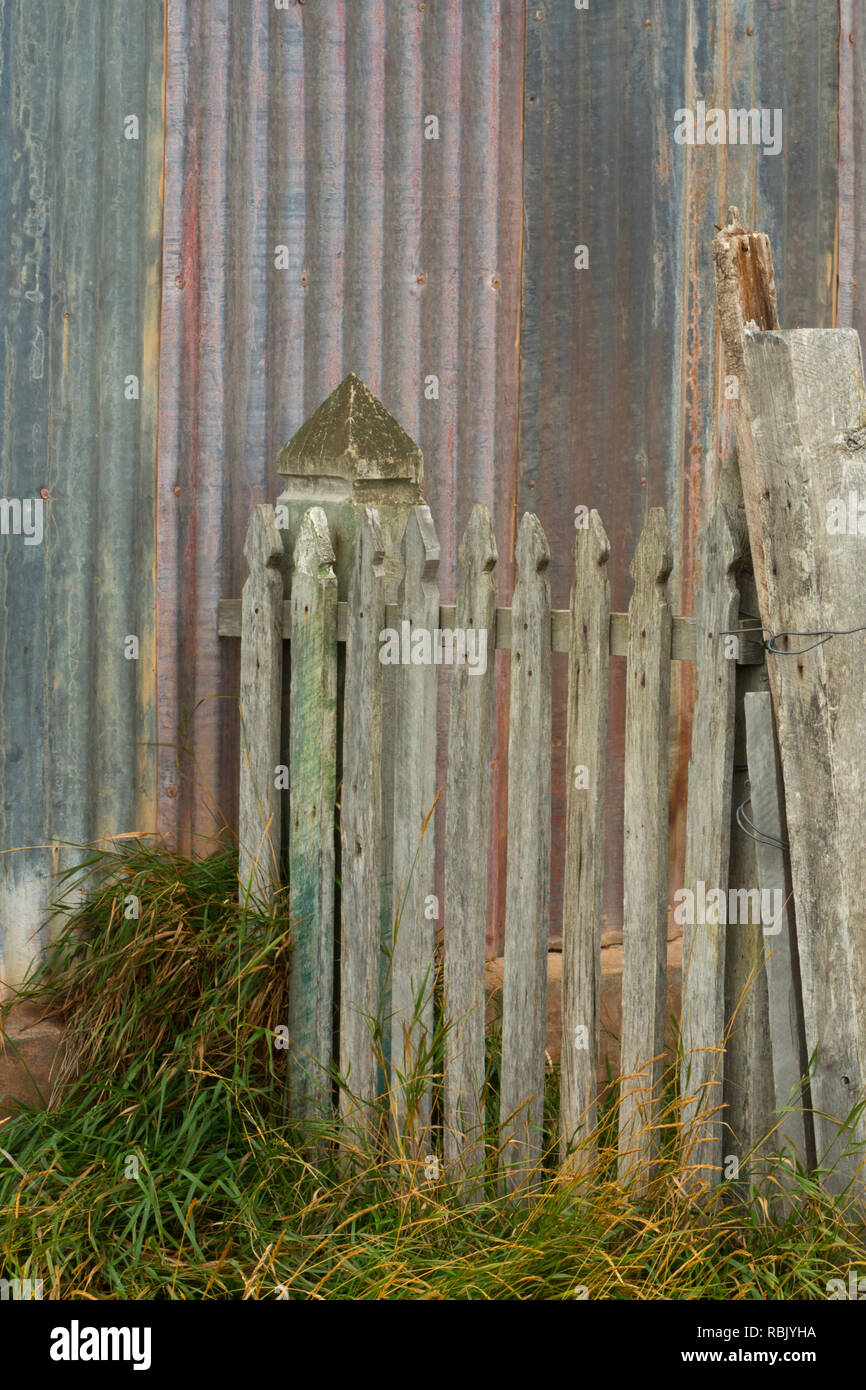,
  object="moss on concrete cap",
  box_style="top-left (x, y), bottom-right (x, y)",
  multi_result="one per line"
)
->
top-left (277, 373), bottom-right (423, 486)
